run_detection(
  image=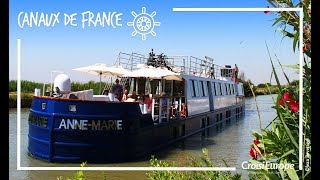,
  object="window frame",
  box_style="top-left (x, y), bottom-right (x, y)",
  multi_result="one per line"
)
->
top-left (219, 83), bottom-right (223, 96)
top-left (200, 80), bottom-right (208, 97)
top-left (190, 79), bottom-right (200, 97)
